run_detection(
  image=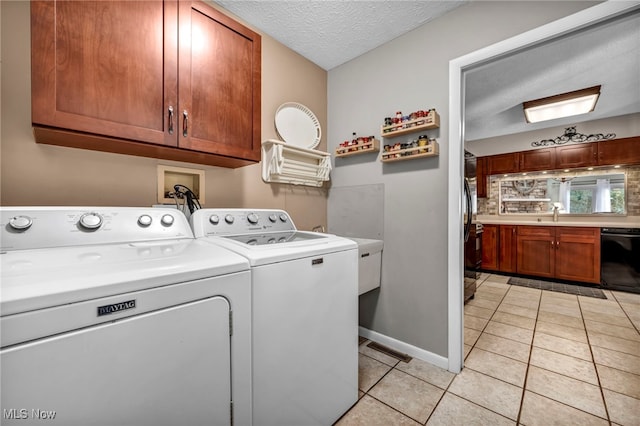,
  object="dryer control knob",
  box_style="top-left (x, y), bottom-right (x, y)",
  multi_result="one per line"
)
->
top-left (79, 212), bottom-right (103, 230)
top-left (247, 213), bottom-right (259, 224)
top-left (8, 215), bottom-right (33, 231)
top-left (225, 214), bottom-right (235, 224)
top-left (268, 214), bottom-right (277, 223)
top-left (279, 213), bottom-right (288, 222)
top-left (137, 214), bottom-right (152, 227)
top-left (160, 214), bottom-right (175, 227)
top-left (209, 214), bottom-right (220, 225)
